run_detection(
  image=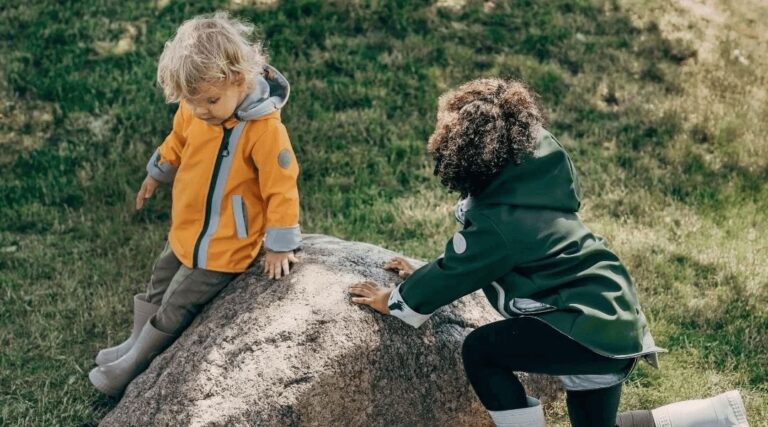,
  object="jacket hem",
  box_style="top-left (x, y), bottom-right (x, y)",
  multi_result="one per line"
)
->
top-left (558, 357), bottom-right (637, 391)
top-left (169, 237), bottom-right (256, 274)
top-left (527, 315), bottom-right (666, 360)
